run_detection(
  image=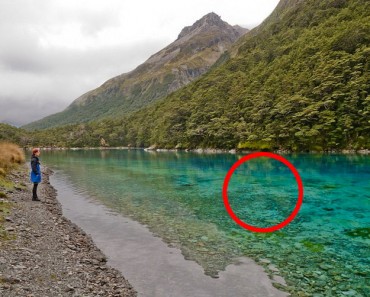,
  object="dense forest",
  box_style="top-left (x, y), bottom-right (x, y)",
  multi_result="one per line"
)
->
top-left (3, 0), bottom-right (370, 151)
